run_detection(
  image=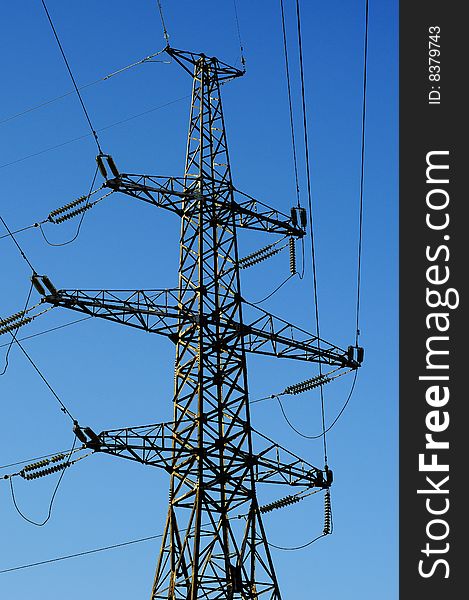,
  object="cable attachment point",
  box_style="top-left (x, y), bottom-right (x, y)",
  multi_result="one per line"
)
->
top-left (290, 207), bottom-right (307, 230)
top-left (31, 274), bottom-right (58, 297)
top-left (283, 374), bottom-right (332, 395)
top-left (73, 421), bottom-right (101, 449)
top-left (289, 237), bottom-right (296, 275)
top-left (346, 345), bottom-right (364, 368)
top-left (259, 494), bottom-right (302, 514)
top-left (323, 489), bottom-right (332, 534)
top-left (96, 154), bottom-right (120, 180)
